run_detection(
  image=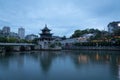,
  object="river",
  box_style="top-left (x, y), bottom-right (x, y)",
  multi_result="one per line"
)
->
top-left (0, 50), bottom-right (120, 80)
